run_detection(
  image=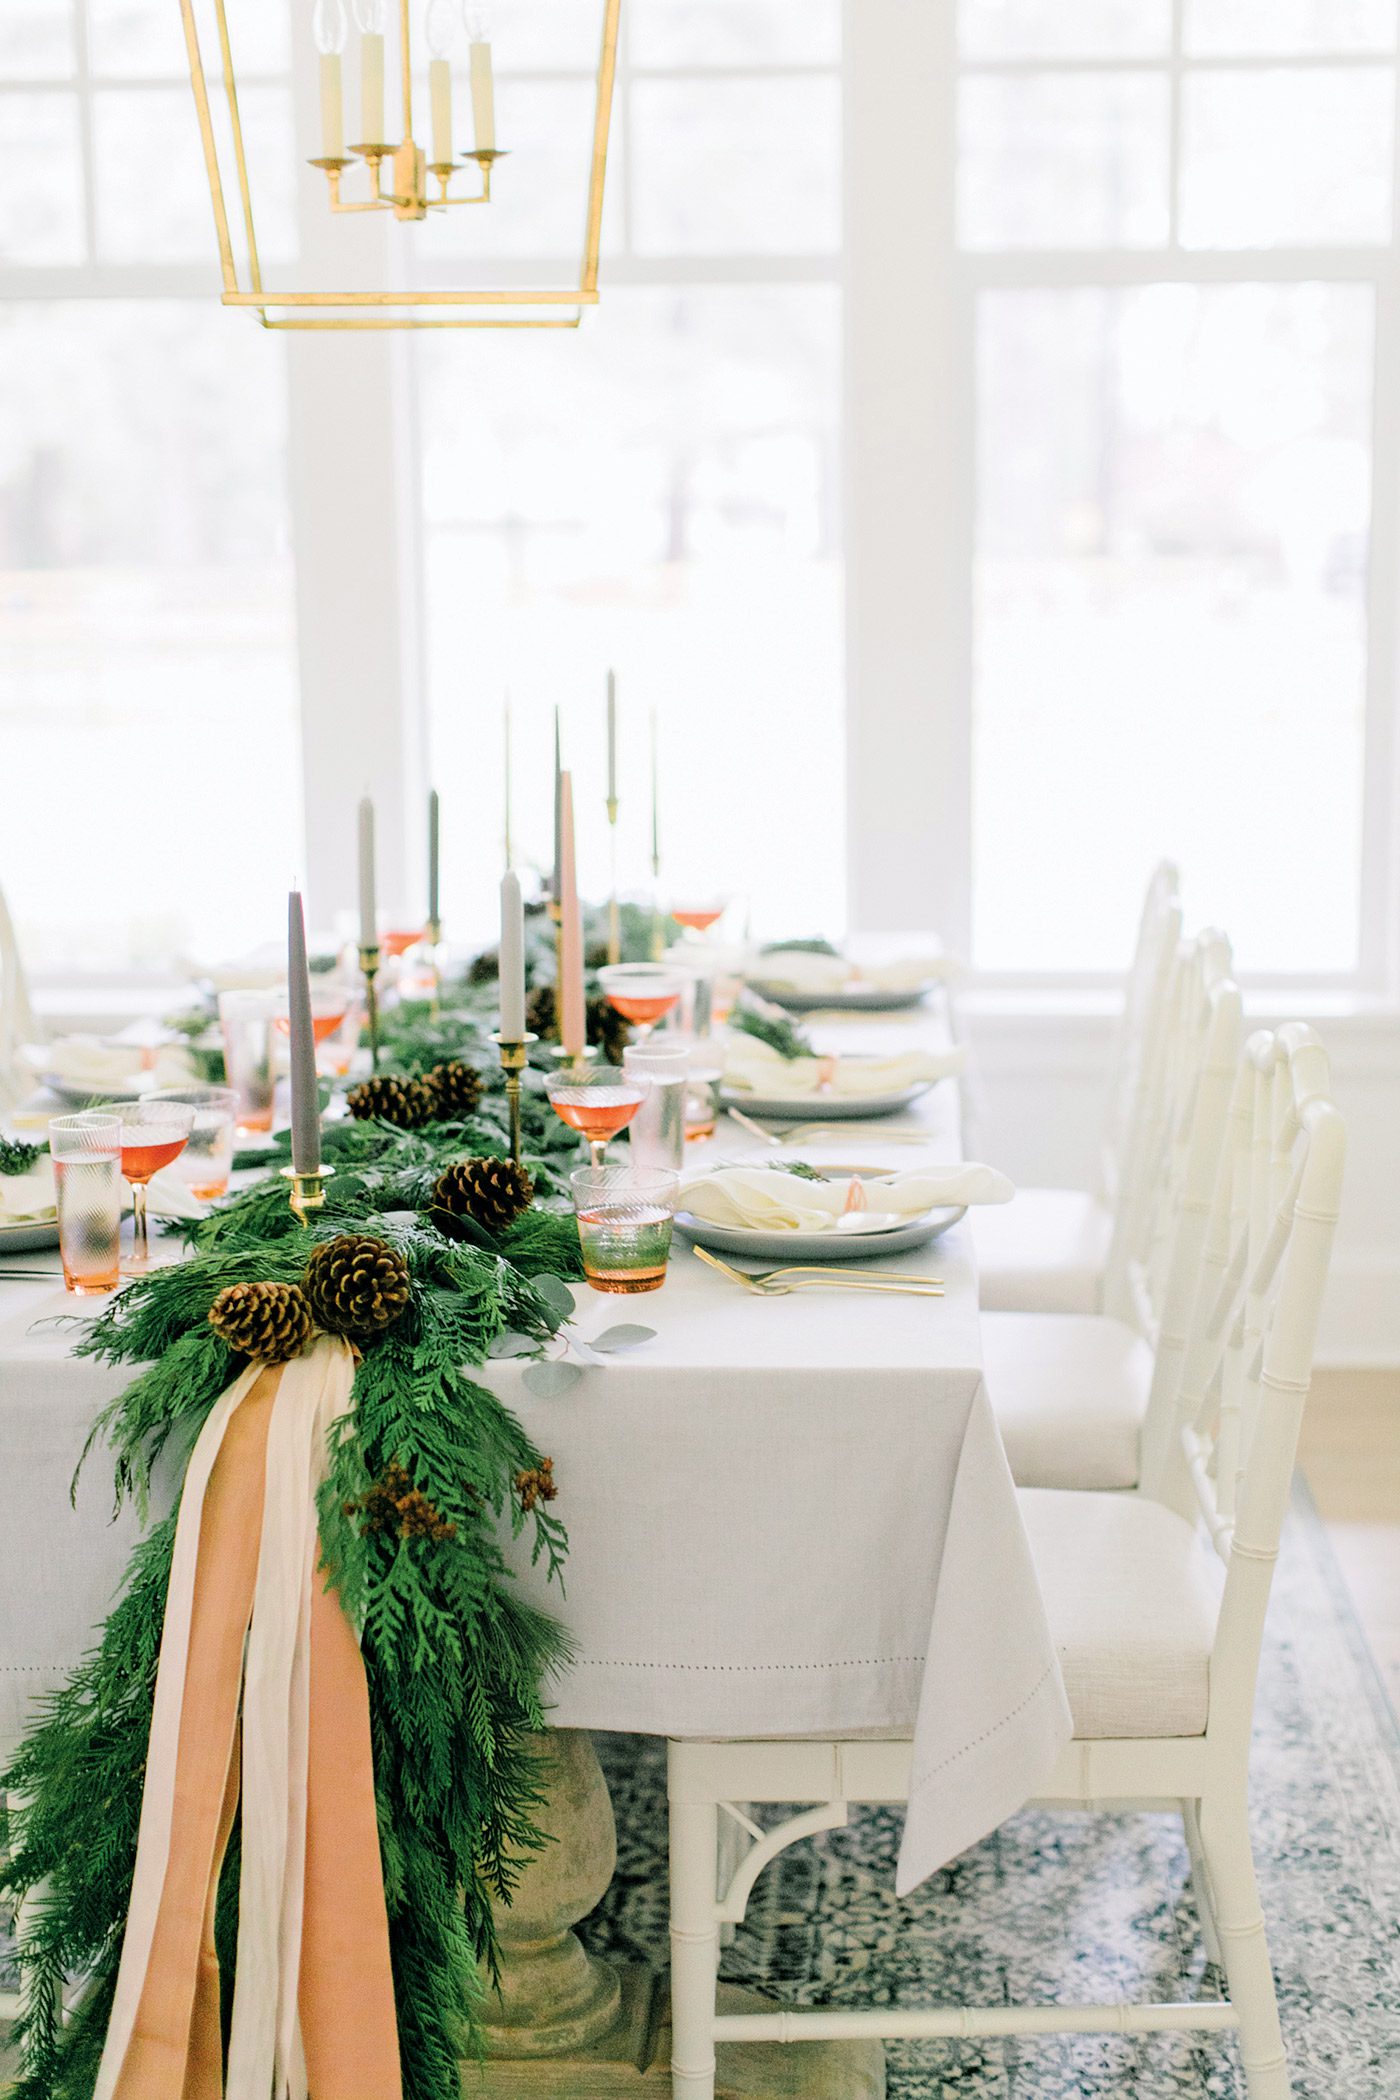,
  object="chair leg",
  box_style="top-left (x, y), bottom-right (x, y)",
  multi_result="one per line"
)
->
top-left (1180, 1798), bottom-right (1223, 1969)
top-left (1198, 1799), bottom-right (1291, 2100)
top-left (669, 1770), bottom-right (719, 2100)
